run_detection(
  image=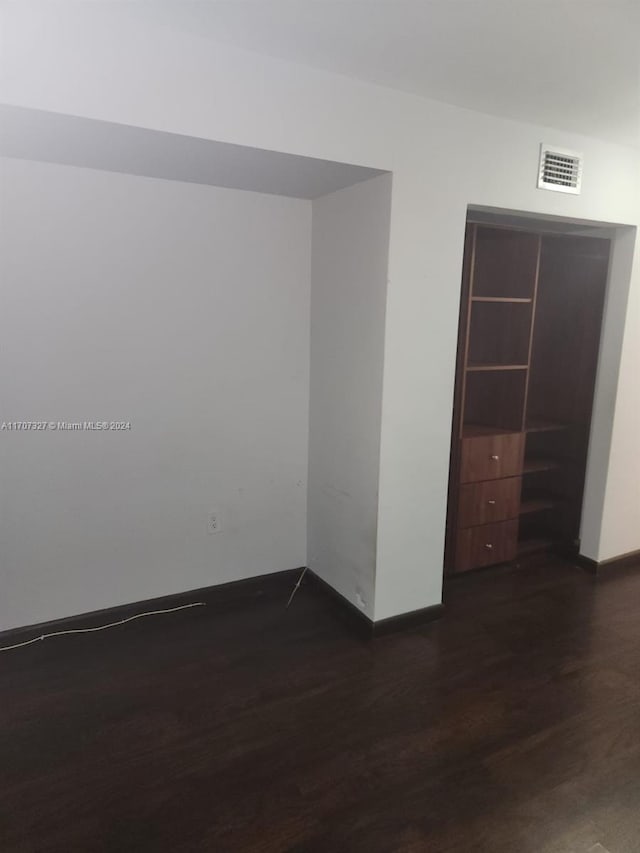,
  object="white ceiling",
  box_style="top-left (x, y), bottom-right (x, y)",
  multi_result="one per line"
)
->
top-left (0, 105), bottom-right (386, 198)
top-left (146, 0), bottom-right (640, 148)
